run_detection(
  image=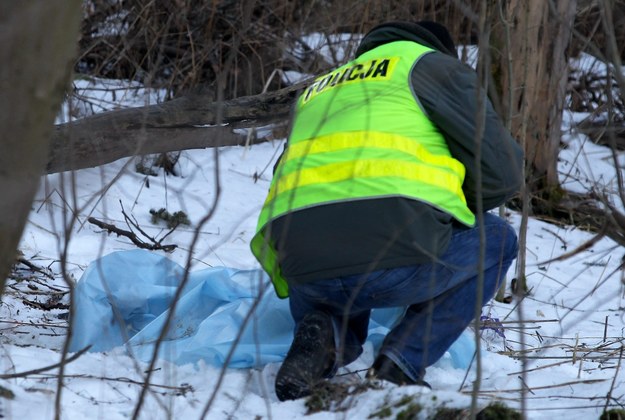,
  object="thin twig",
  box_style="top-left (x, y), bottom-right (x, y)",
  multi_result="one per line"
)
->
top-left (0, 320), bottom-right (68, 329)
top-left (467, 378), bottom-right (607, 394)
top-left (122, 200), bottom-right (181, 247)
top-left (131, 141), bottom-right (223, 420)
top-left (87, 217), bottom-right (177, 252)
top-left (536, 225), bottom-right (607, 266)
top-left (469, 2), bottom-right (490, 416)
top-left (36, 372), bottom-right (194, 393)
top-left (603, 346), bottom-right (624, 414)
top-left (517, 375), bottom-right (536, 395)
top-left (0, 345), bottom-right (91, 379)
top-left (16, 258), bottom-right (55, 280)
